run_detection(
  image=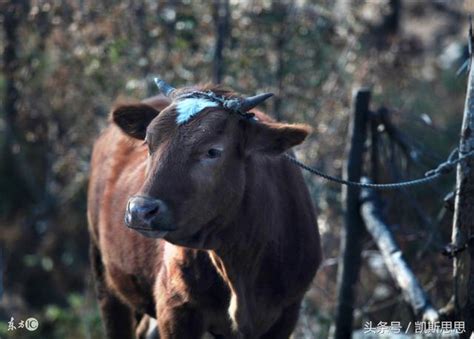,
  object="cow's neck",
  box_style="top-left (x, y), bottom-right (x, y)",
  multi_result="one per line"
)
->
top-left (208, 157), bottom-right (288, 335)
